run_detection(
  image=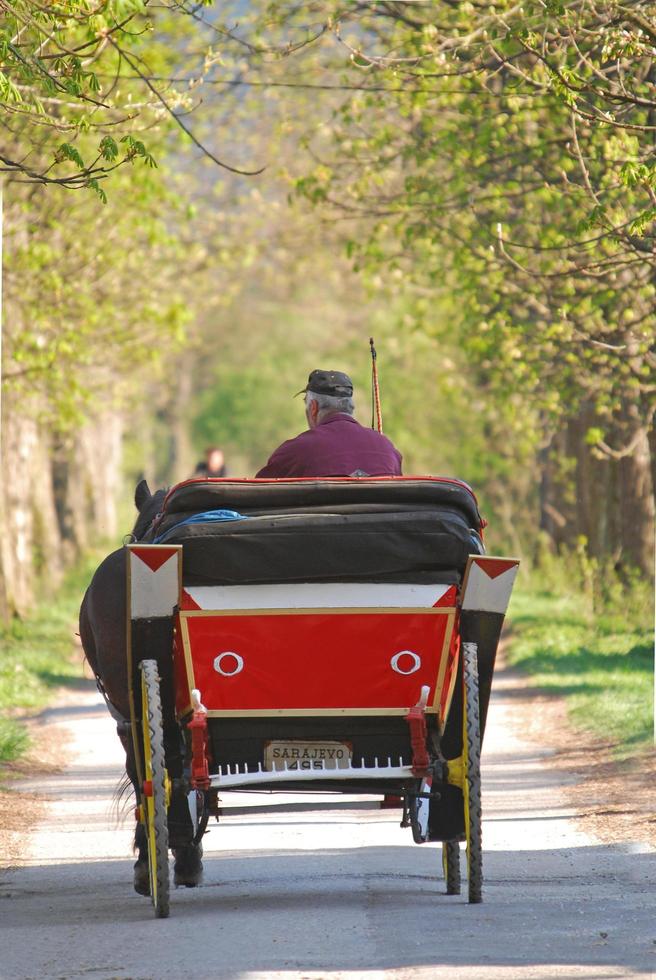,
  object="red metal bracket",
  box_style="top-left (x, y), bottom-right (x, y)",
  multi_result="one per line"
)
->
top-left (188, 707), bottom-right (211, 790)
top-left (405, 685), bottom-right (431, 777)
